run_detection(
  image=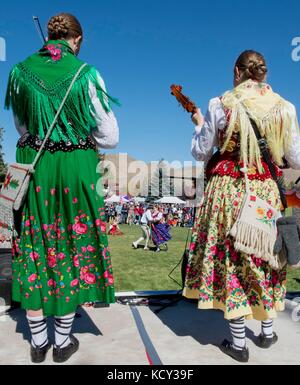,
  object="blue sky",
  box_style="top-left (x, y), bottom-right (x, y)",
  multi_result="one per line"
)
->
top-left (0, 0), bottom-right (299, 164)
